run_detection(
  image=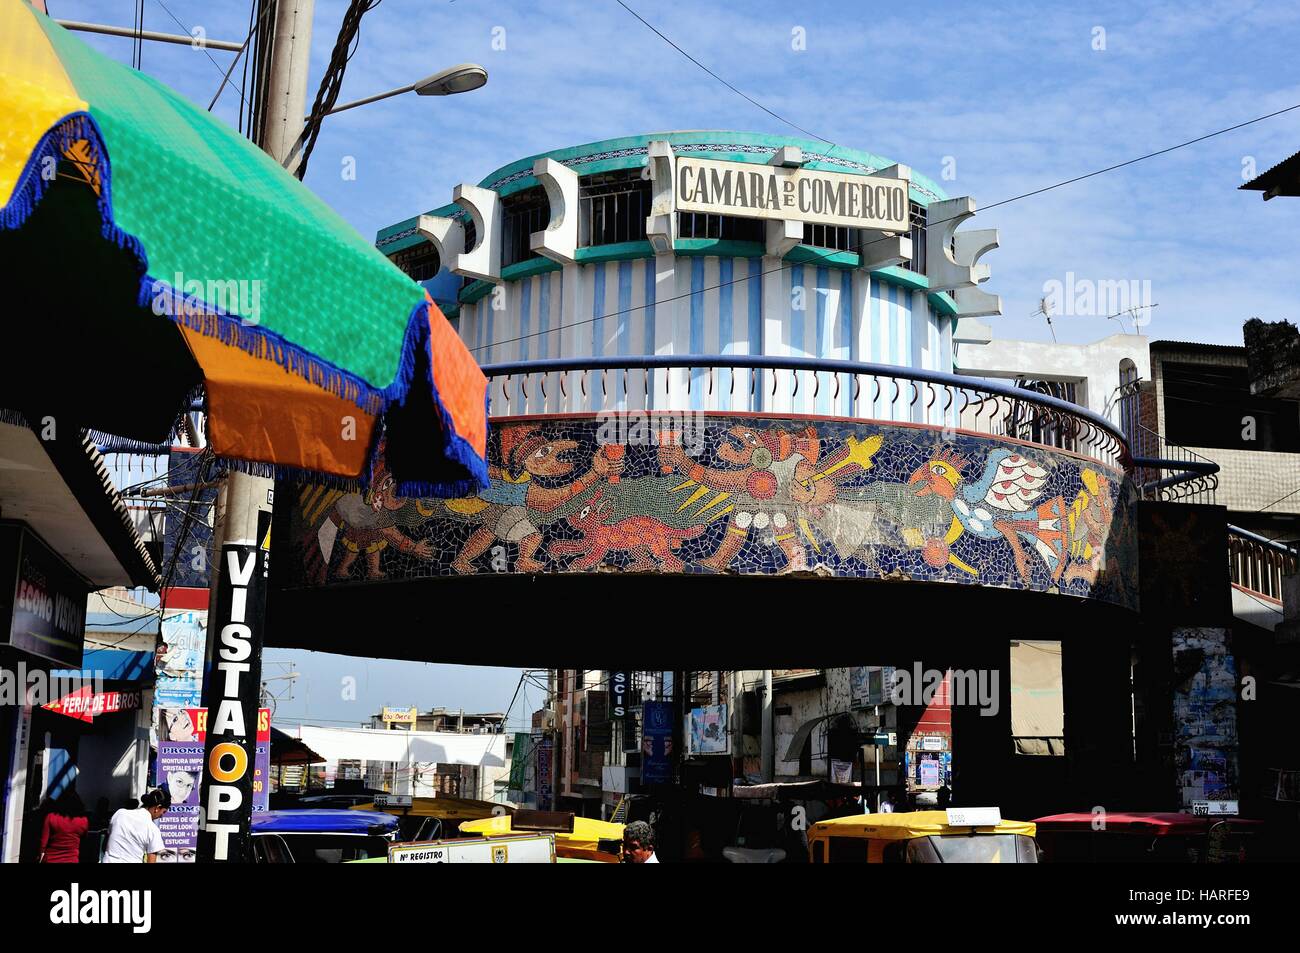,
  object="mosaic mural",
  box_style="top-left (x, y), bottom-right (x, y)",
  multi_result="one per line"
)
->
top-left (280, 415), bottom-right (1138, 609)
